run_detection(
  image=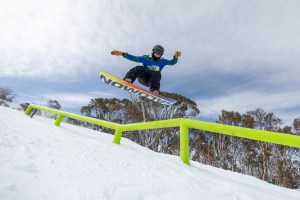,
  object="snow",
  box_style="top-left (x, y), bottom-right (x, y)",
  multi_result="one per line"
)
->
top-left (0, 106), bottom-right (299, 200)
